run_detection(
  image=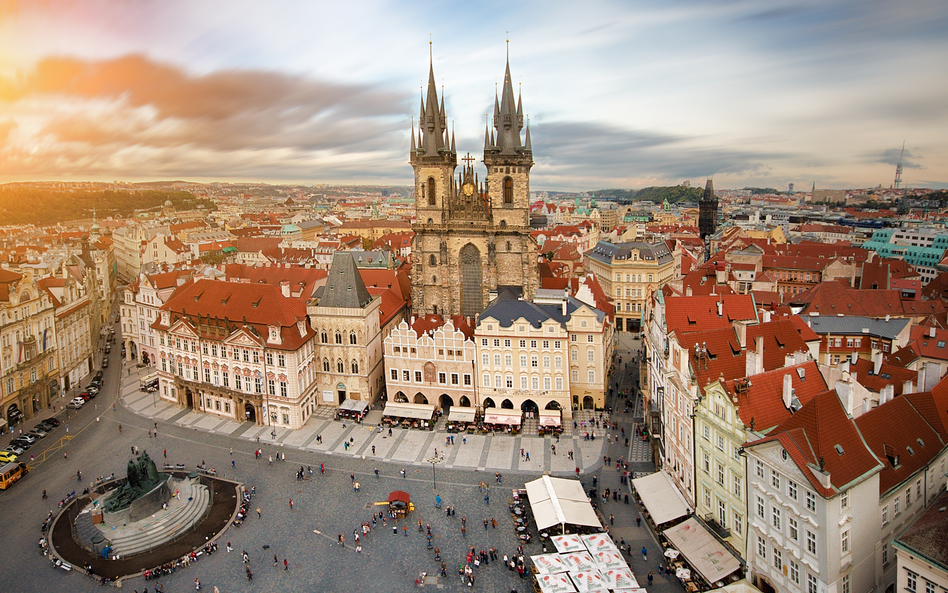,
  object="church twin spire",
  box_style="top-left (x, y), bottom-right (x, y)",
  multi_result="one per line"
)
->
top-left (412, 44), bottom-right (531, 160)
